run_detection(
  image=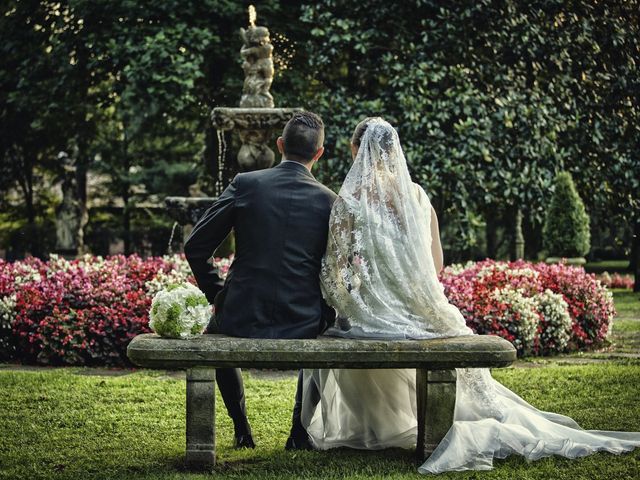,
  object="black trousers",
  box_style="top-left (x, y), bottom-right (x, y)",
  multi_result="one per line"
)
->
top-left (205, 315), bottom-right (320, 438)
top-left (290, 370), bottom-right (321, 438)
top-left (204, 315), bottom-right (251, 436)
